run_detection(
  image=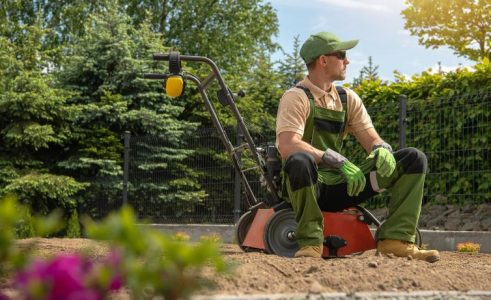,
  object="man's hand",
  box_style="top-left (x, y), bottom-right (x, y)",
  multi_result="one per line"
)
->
top-left (367, 143), bottom-right (396, 177)
top-left (321, 149), bottom-right (366, 196)
top-left (340, 161), bottom-right (366, 196)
